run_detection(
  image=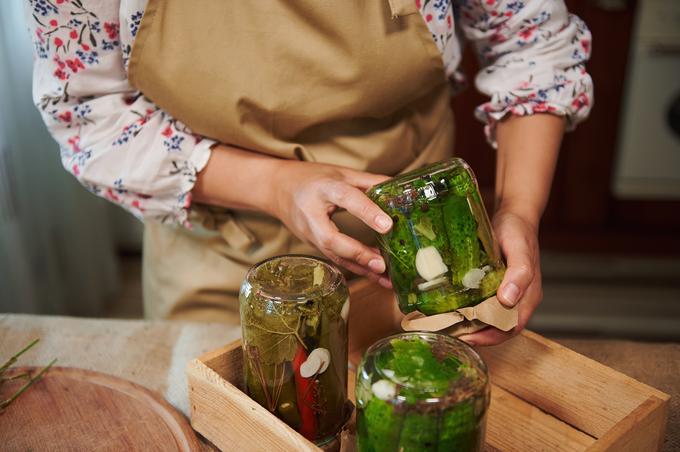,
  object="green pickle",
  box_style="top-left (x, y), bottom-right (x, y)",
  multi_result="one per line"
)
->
top-left (239, 255), bottom-right (349, 445)
top-left (356, 333), bottom-right (490, 452)
top-left (442, 194), bottom-right (480, 284)
top-left (368, 158), bottom-right (505, 315)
